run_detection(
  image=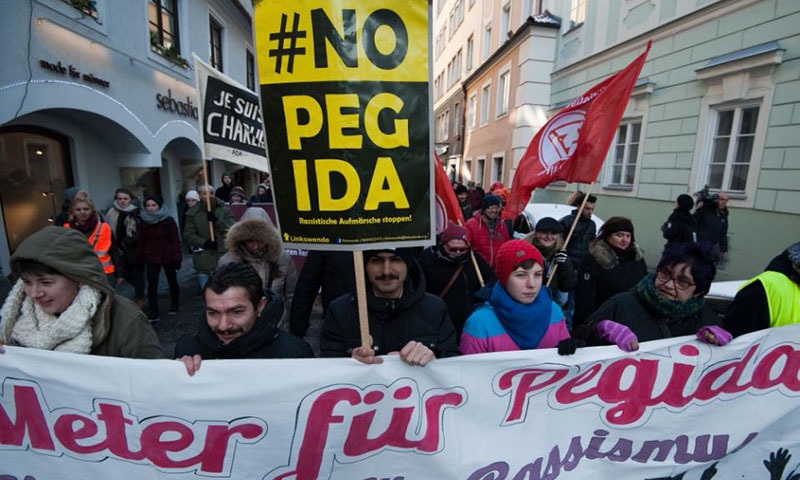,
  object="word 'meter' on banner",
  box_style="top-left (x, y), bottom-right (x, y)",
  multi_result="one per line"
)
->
top-left (254, 0), bottom-right (432, 249)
